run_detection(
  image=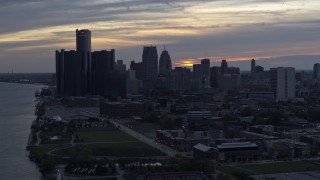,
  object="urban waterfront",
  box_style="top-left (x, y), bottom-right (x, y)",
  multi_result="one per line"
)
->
top-left (0, 82), bottom-right (42, 179)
